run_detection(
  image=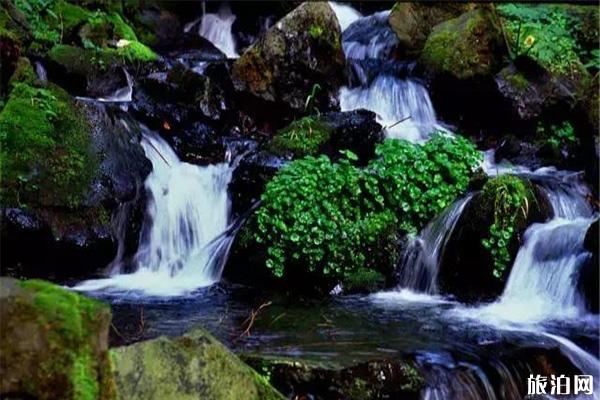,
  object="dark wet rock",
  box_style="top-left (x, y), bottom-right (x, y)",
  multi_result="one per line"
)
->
top-left (1, 104), bottom-right (150, 279)
top-left (231, 2), bottom-right (345, 125)
top-left (495, 135), bottom-right (545, 171)
top-left (0, 278), bottom-right (116, 399)
top-left (388, 2), bottom-right (474, 58)
top-left (439, 176), bottom-right (552, 302)
top-left (132, 7), bottom-right (182, 50)
top-left (495, 58), bottom-right (583, 122)
top-left (112, 327), bottom-right (284, 400)
top-left (580, 219), bottom-right (599, 313)
top-left (165, 122), bottom-right (225, 166)
top-left (229, 149), bottom-right (287, 218)
top-left (243, 355), bottom-right (424, 400)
